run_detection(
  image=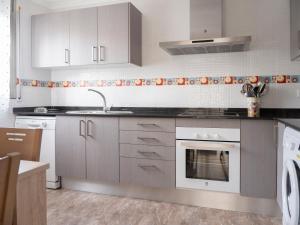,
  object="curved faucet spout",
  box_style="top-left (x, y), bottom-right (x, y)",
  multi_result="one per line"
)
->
top-left (88, 89), bottom-right (109, 112)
